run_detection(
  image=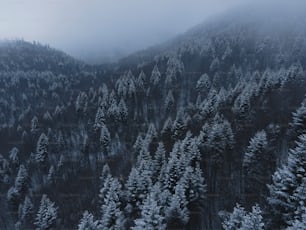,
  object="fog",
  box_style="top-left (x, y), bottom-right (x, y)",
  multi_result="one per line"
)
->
top-left (0, 0), bottom-right (246, 63)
